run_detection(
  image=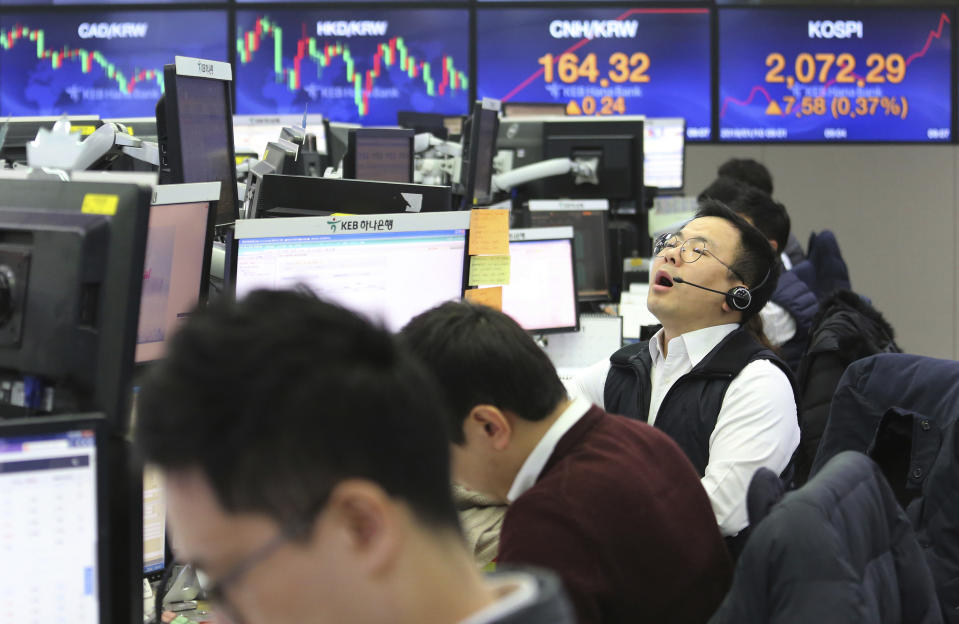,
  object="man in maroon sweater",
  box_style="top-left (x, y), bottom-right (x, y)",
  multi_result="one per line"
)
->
top-left (401, 302), bottom-right (733, 624)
